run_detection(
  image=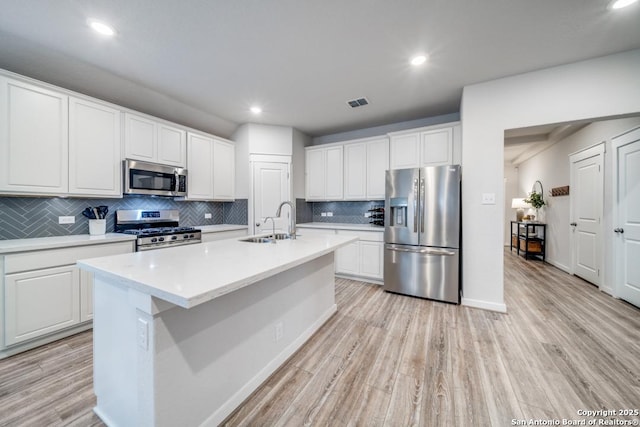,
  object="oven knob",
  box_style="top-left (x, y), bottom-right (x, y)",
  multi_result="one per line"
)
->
top-left (183, 234), bottom-right (189, 239)
top-left (171, 235), bottom-right (177, 240)
top-left (151, 238), bottom-right (157, 243)
top-left (158, 237), bottom-right (165, 242)
top-left (189, 234), bottom-right (195, 238)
